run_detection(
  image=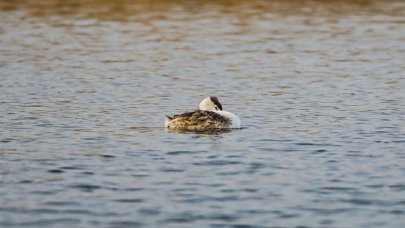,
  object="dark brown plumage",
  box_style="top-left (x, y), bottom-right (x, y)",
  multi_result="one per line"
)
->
top-left (166, 110), bottom-right (231, 130)
top-left (210, 96), bottom-right (222, 110)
